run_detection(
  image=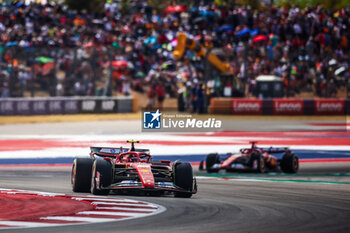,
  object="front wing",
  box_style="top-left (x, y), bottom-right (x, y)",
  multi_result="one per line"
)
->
top-left (211, 162), bottom-right (254, 171)
top-left (208, 162), bottom-right (280, 172)
top-left (97, 179), bottom-right (197, 194)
